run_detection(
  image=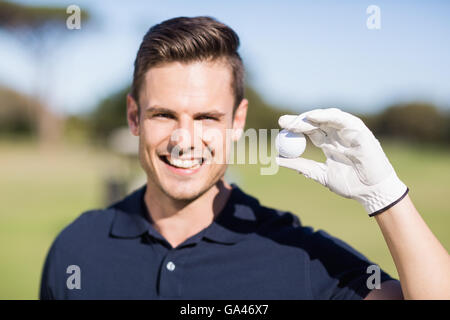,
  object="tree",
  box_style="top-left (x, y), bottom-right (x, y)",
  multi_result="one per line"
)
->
top-left (374, 102), bottom-right (447, 143)
top-left (244, 86), bottom-right (294, 133)
top-left (89, 86), bottom-right (130, 142)
top-left (0, 0), bottom-right (90, 145)
top-left (0, 86), bottom-right (40, 137)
